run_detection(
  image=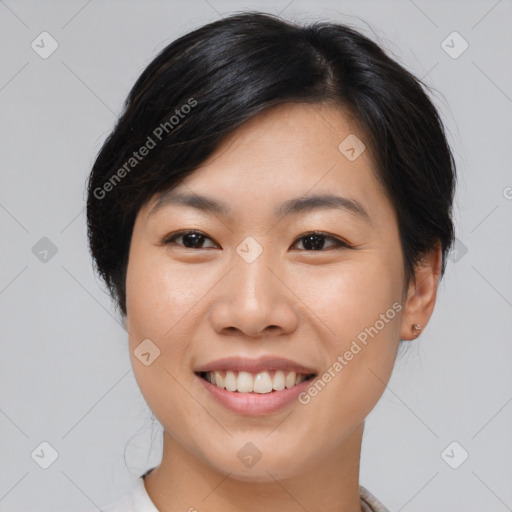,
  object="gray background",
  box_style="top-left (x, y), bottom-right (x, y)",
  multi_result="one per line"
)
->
top-left (1, 0), bottom-right (511, 510)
